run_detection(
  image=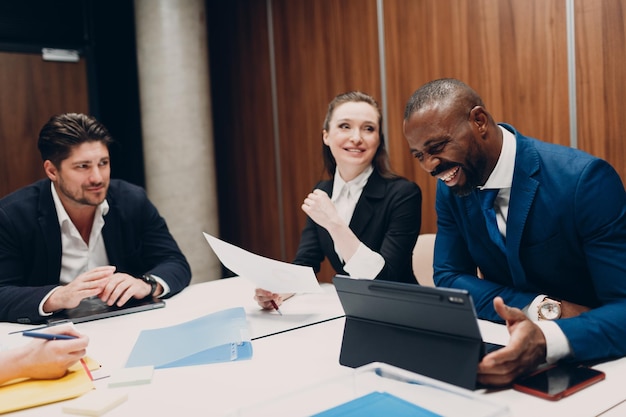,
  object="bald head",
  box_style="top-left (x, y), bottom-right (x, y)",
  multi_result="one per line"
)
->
top-left (404, 78), bottom-right (485, 122)
top-left (402, 79), bottom-right (502, 196)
